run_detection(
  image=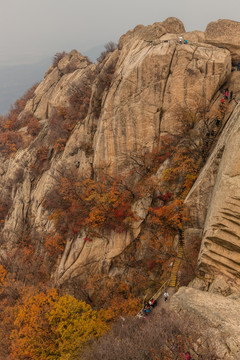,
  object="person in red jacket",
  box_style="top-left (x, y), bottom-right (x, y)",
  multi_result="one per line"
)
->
top-left (184, 351), bottom-right (192, 359)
